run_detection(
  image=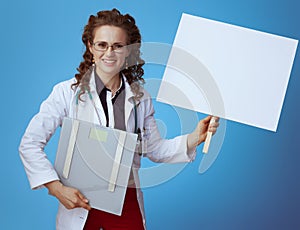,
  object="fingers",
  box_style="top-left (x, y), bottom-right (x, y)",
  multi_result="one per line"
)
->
top-left (76, 191), bottom-right (91, 210)
top-left (55, 185), bottom-right (91, 211)
top-left (202, 116), bottom-right (219, 124)
top-left (212, 116), bottom-right (220, 123)
top-left (67, 189), bottom-right (91, 211)
top-left (208, 116), bottom-right (220, 134)
top-left (201, 115), bottom-right (213, 125)
top-left (77, 190), bottom-right (89, 204)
